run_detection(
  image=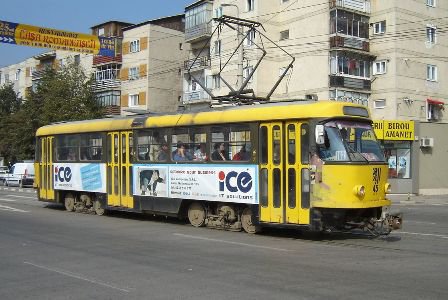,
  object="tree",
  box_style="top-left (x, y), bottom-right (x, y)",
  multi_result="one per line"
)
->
top-left (0, 83), bottom-right (22, 164)
top-left (0, 60), bottom-right (104, 164)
